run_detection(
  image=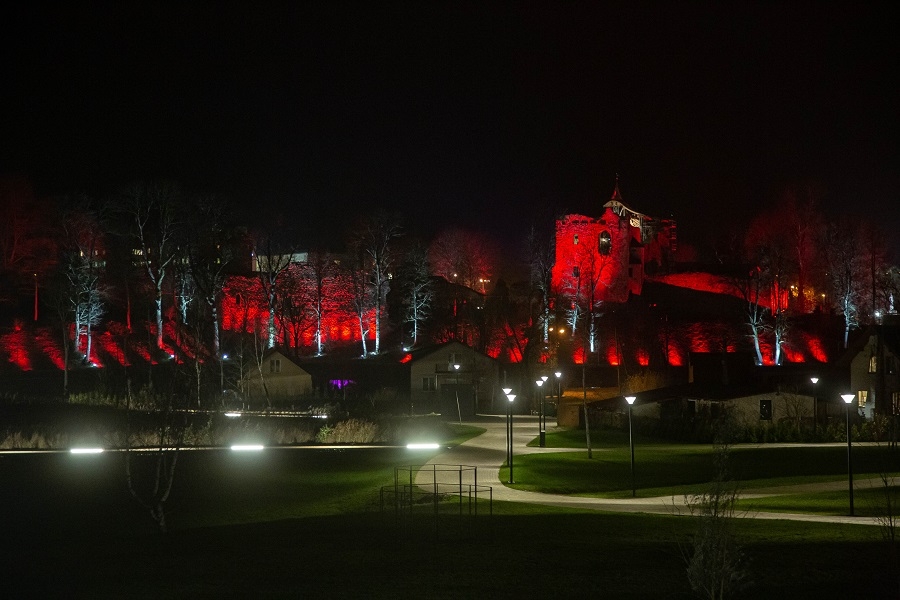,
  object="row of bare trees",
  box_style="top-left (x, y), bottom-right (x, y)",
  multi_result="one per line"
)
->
top-left (729, 186), bottom-right (899, 362)
top-left (1, 177), bottom-right (510, 374)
